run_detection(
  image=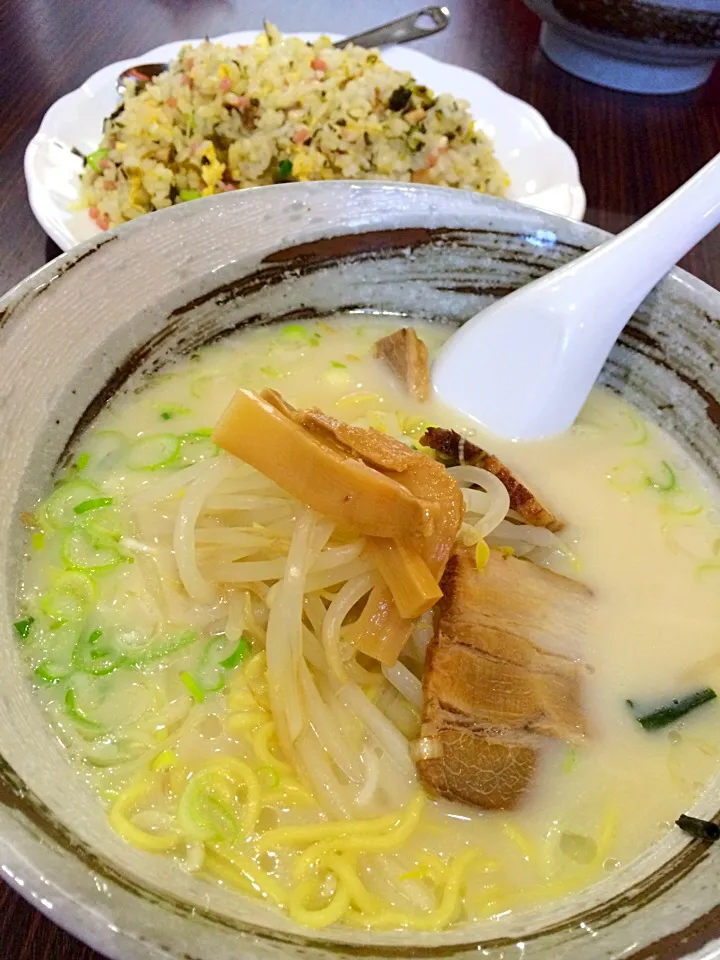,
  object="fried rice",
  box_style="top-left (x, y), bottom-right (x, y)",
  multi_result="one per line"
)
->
top-left (80, 23), bottom-right (510, 230)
